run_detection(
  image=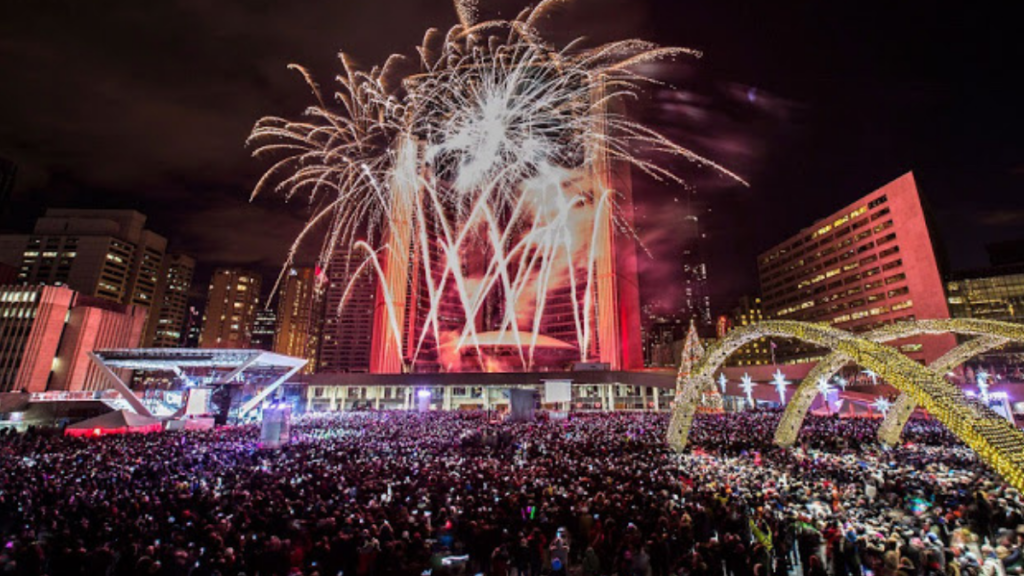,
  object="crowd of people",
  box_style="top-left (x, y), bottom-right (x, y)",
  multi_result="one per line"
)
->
top-left (2, 409), bottom-right (1023, 576)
